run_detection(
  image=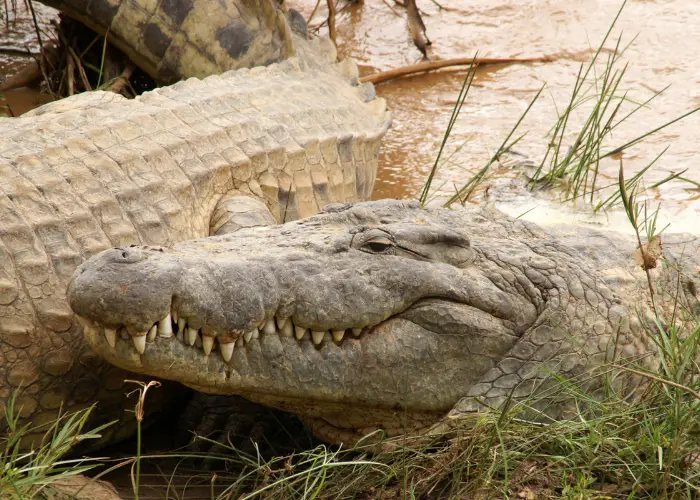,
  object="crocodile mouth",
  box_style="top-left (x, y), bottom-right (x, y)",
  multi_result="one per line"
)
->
top-left (80, 308), bottom-right (376, 361)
